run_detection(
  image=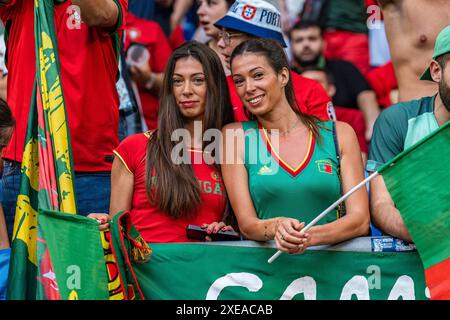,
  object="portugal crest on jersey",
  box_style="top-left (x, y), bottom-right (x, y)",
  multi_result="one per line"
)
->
top-left (242, 4), bottom-right (257, 20)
